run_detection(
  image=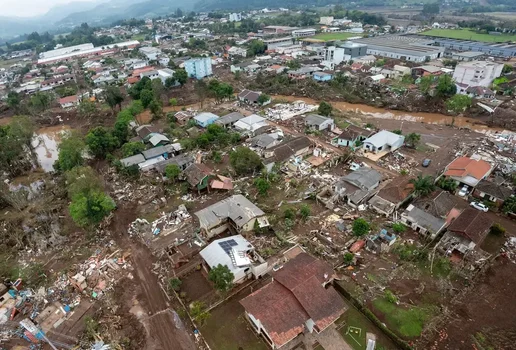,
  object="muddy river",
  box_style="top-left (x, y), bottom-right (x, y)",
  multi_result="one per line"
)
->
top-left (31, 125), bottom-right (71, 172)
top-left (271, 95), bottom-right (497, 132)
